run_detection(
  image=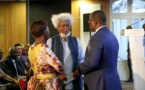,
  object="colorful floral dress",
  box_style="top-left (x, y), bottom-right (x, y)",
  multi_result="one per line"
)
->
top-left (27, 42), bottom-right (63, 90)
